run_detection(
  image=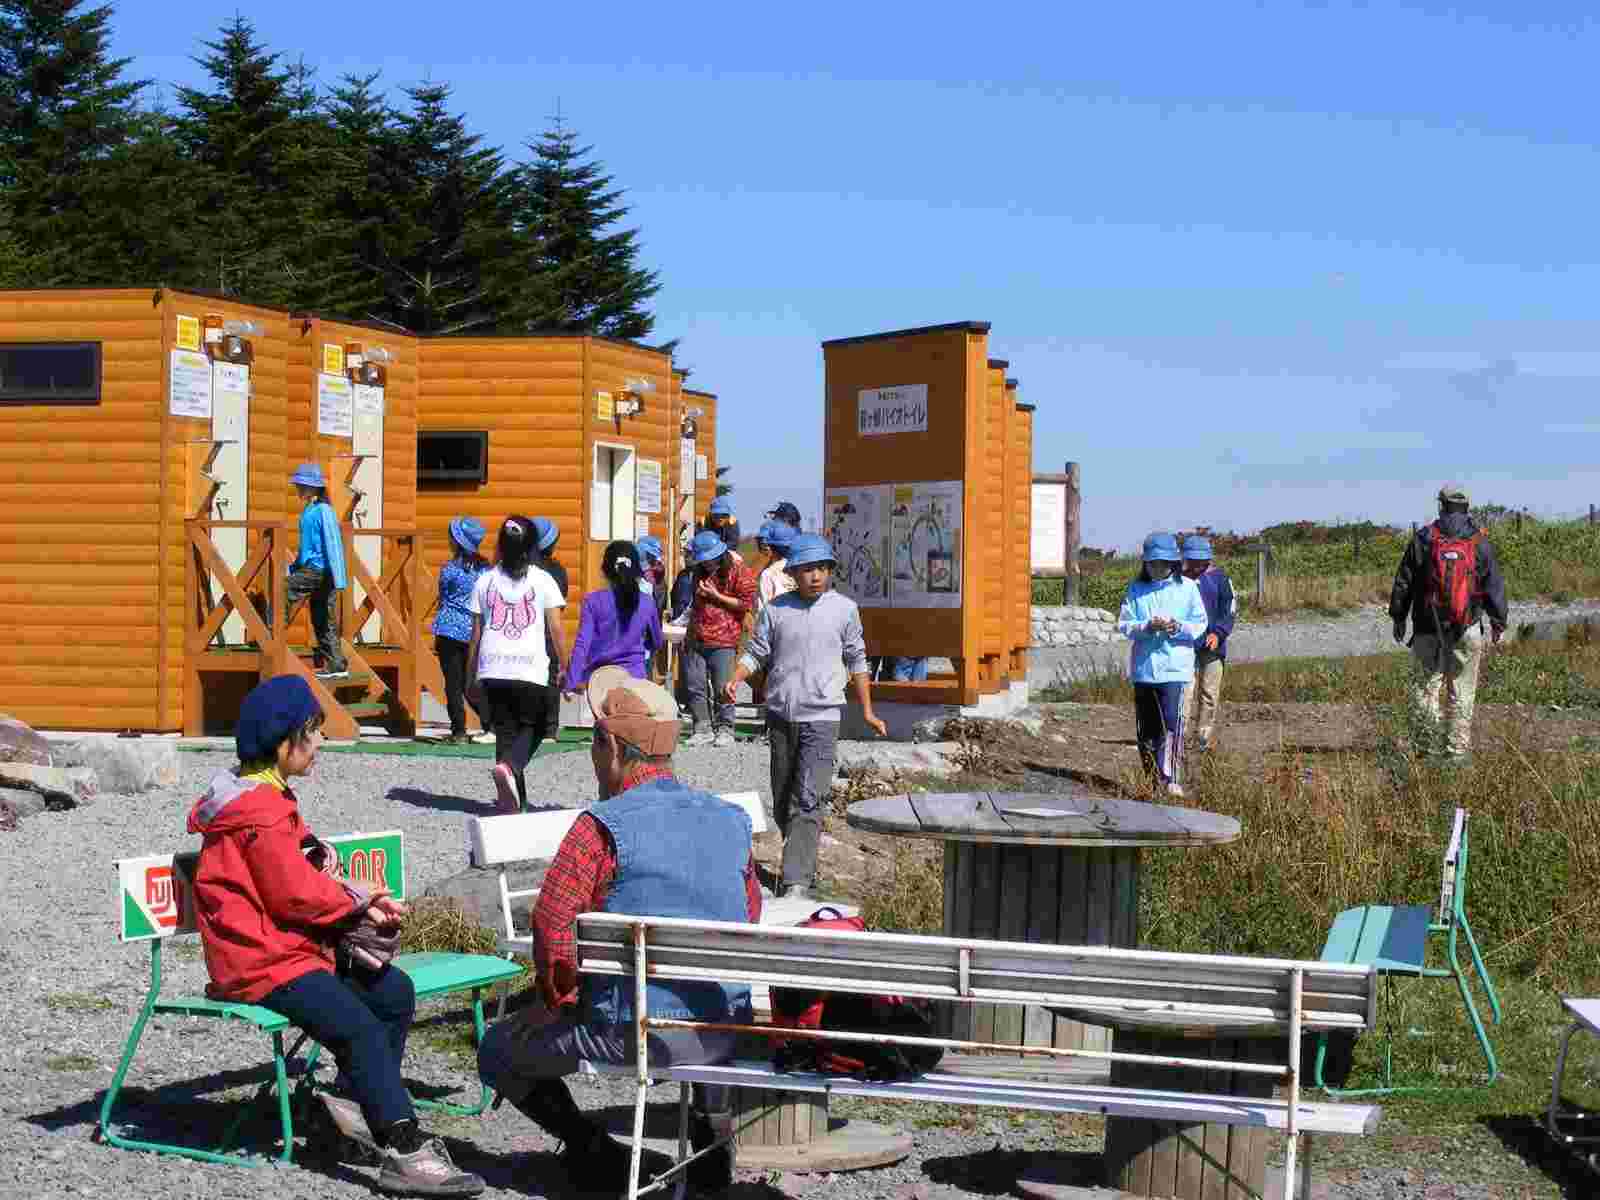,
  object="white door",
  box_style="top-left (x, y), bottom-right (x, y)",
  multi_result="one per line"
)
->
top-left (591, 443), bottom-right (637, 542)
top-left (211, 362), bottom-right (249, 643)
top-left (351, 384), bottom-right (384, 641)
